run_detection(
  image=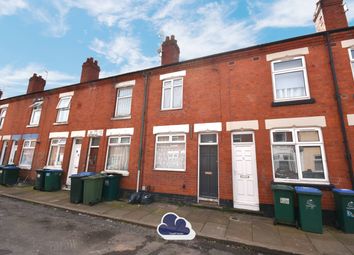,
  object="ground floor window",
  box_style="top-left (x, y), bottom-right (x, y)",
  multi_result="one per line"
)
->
top-left (271, 128), bottom-right (328, 183)
top-left (105, 136), bottom-right (131, 172)
top-left (47, 138), bottom-right (66, 168)
top-left (154, 134), bottom-right (186, 171)
top-left (19, 140), bottom-right (36, 168)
